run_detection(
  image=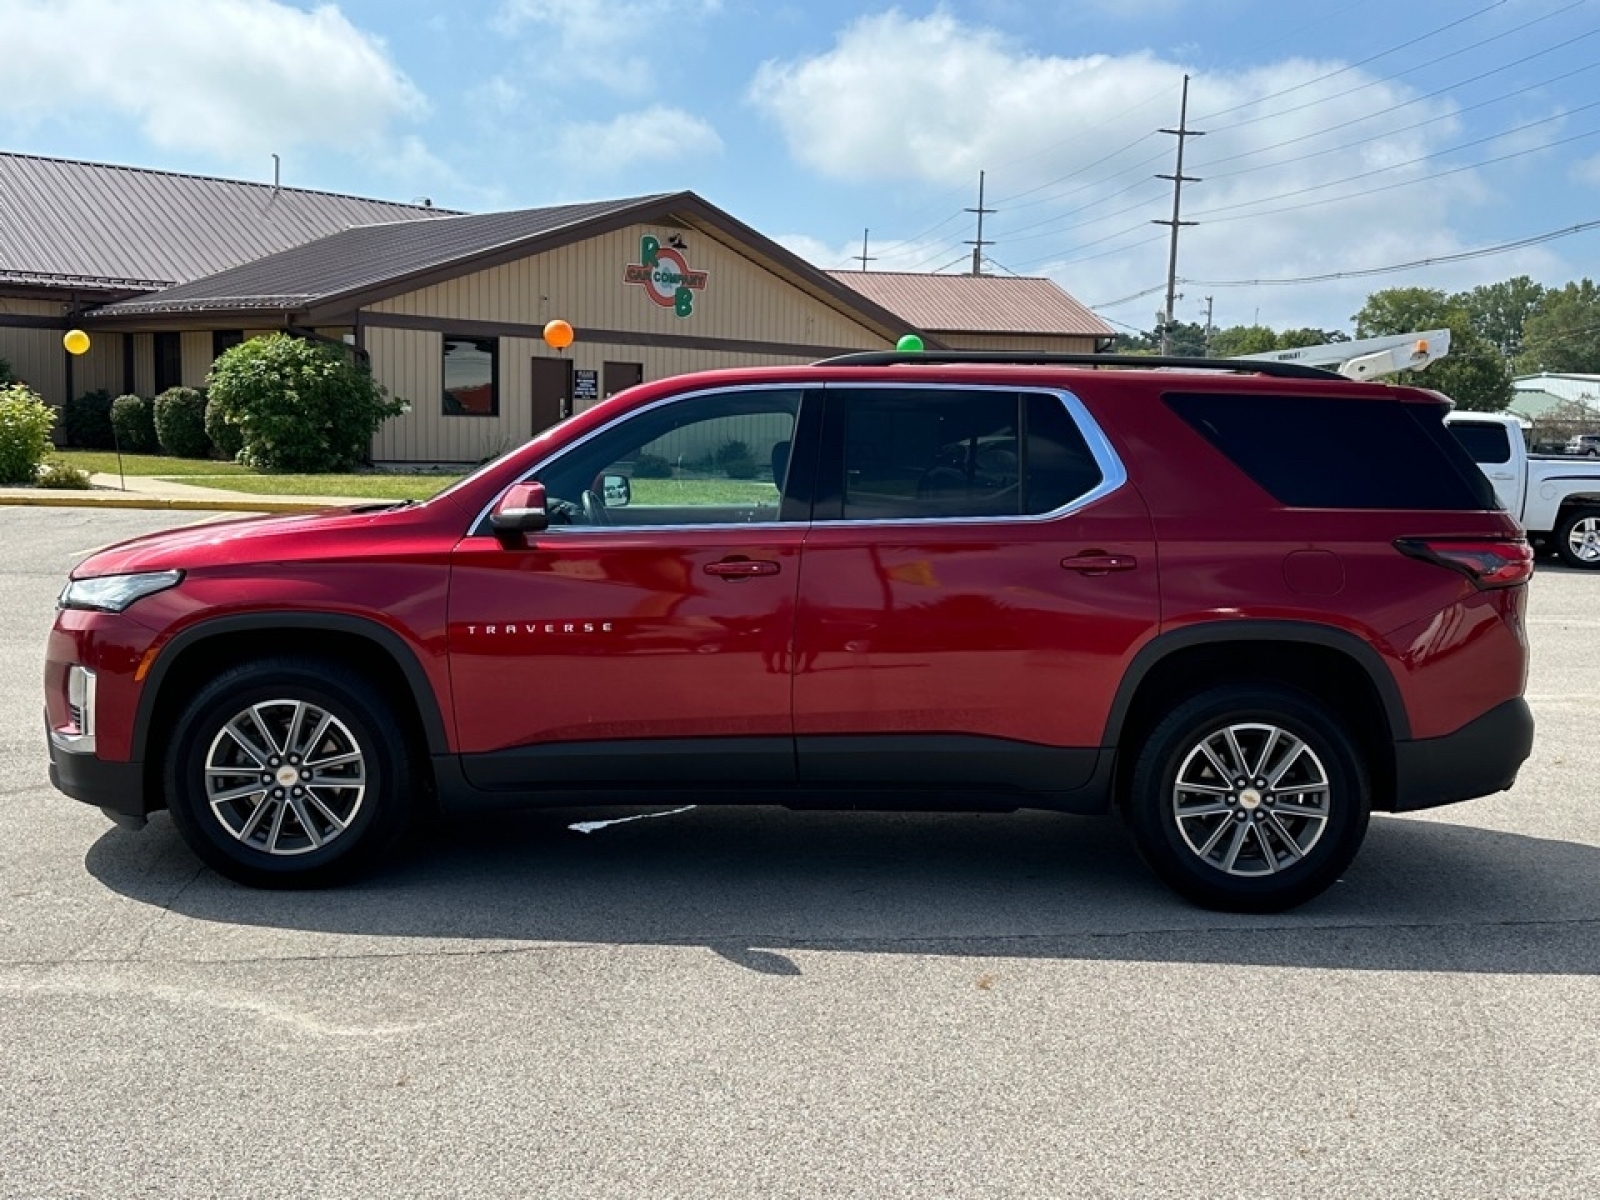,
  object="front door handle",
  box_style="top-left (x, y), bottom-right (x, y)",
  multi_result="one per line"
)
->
top-left (1062, 552), bottom-right (1137, 575)
top-left (705, 558), bottom-right (781, 579)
